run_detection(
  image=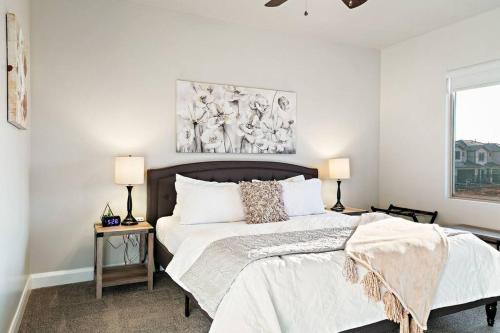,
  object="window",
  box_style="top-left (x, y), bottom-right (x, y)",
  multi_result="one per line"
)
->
top-left (448, 59), bottom-right (500, 201)
top-left (450, 81), bottom-right (500, 201)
